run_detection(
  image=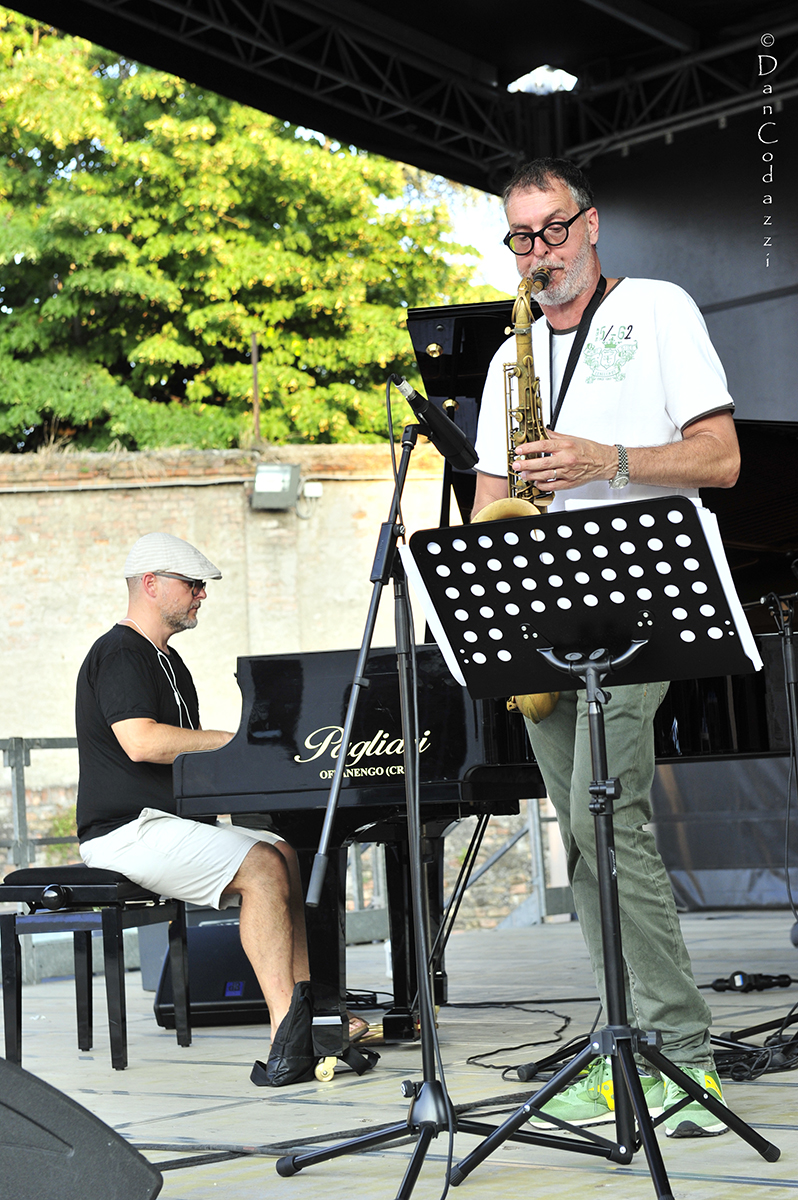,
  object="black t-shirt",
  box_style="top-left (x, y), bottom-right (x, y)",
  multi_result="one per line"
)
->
top-left (76, 624), bottom-right (202, 841)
